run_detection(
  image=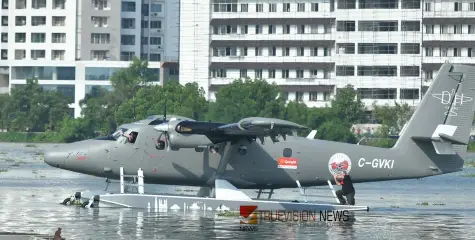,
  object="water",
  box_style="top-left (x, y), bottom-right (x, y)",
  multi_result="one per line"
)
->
top-left (0, 143), bottom-right (475, 239)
